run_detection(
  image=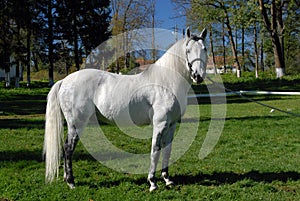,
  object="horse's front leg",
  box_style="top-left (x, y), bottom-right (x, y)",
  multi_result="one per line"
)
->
top-left (161, 123), bottom-right (176, 187)
top-left (63, 126), bottom-right (79, 189)
top-left (148, 133), bottom-right (162, 192)
top-left (148, 114), bottom-right (169, 192)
